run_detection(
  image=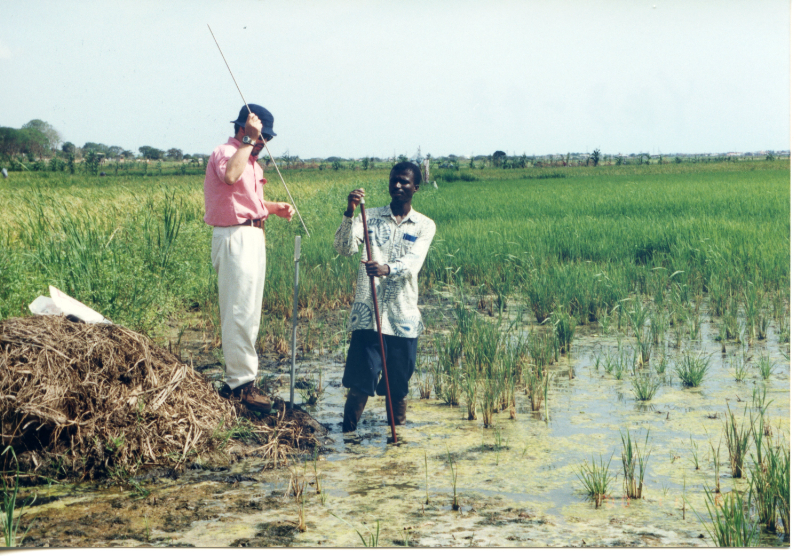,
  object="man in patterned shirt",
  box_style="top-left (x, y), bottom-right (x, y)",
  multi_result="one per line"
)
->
top-left (334, 161), bottom-right (436, 432)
